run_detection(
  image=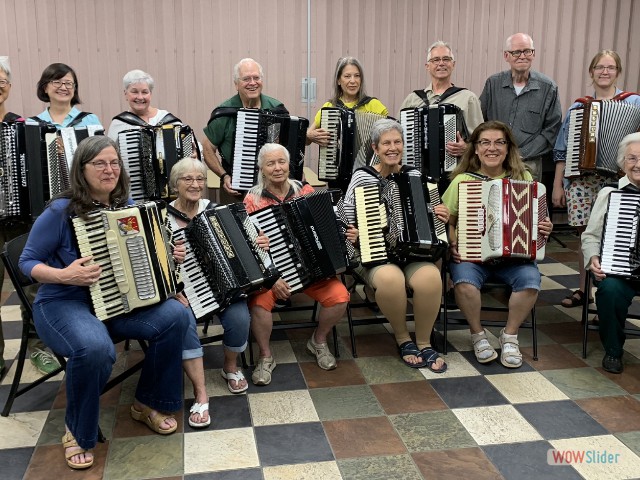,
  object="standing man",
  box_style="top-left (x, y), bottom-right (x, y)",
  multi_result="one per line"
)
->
top-left (480, 33), bottom-right (562, 181)
top-left (400, 40), bottom-right (483, 158)
top-left (202, 58), bottom-right (288, 203)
